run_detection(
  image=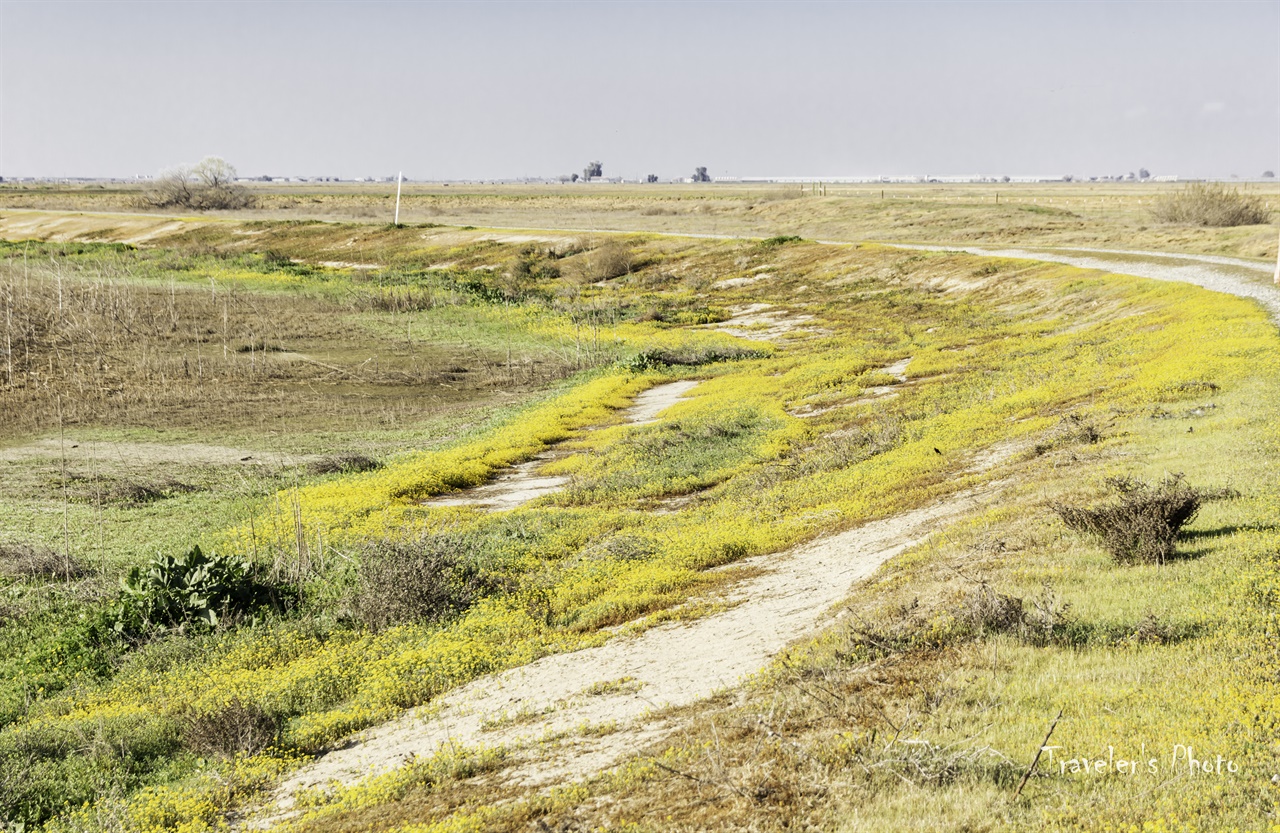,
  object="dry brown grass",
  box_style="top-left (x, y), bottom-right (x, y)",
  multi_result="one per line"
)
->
top-left (1150, 183), bottom-right (1272, 227)
top-left (0, 542), bottom-right (89, 580)
top-left (3, 180), bottom-right (1278, 259)
top-left (0, 252), bottom-right (564, 443)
